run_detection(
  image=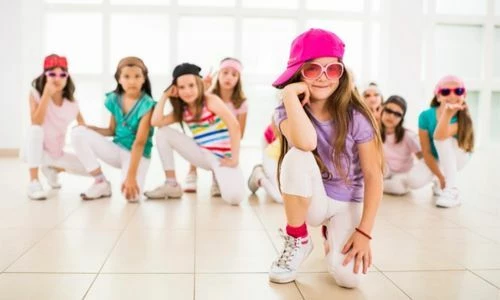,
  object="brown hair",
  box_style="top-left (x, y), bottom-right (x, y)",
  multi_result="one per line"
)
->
top-left (113, 56), bottom-right (152, 97)
top-left (276, 60), bottom-right (383, 187)
top-left (430, 96), bottom-right (474, 152)
top-left (31, 67), bottom-right (76, 101)
top-left (168, 75), bottom-right (205, 130)
top-left (212, 57), bottom-right (247, 109)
